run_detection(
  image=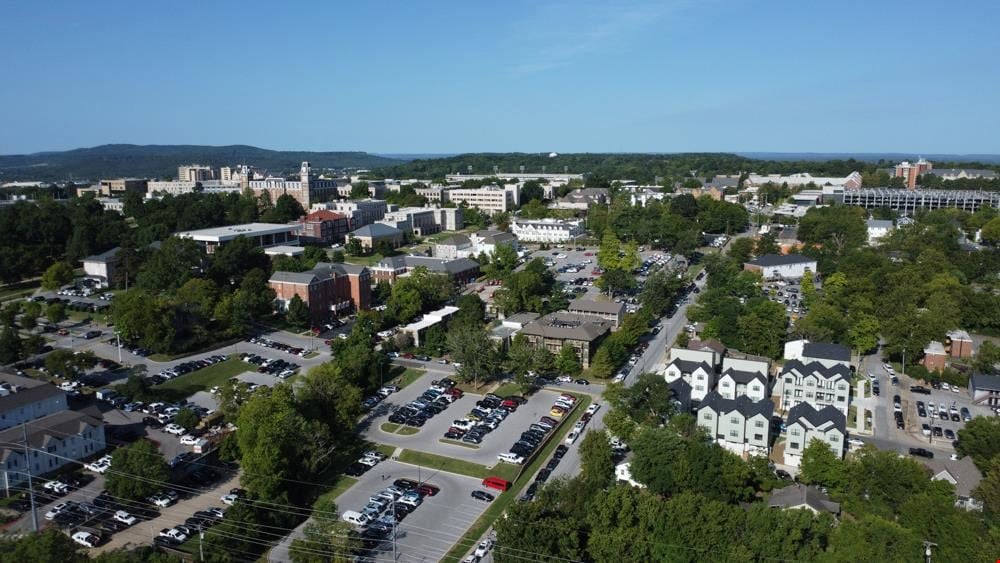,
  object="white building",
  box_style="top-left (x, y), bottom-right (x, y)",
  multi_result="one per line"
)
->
top-left (717, 357), bottom-right (770, 401)
top-left (175, 223), bottom-right (301, 254)
top-left (866, 219), bottom-right (894, 245)
top-left (783, 403), bottom-right (846, 467)
top-left (511, 218), bottom-right (584, 243)
top-left (0, 410), bottom-right (106, 494)
top-left (444, 185), bottom-right (519, 213)
top-left (743, 254), bottom-right (817, 279)
top-left (746, 172), bottom-right (863, 189)
top-left (0, 374), bottom-right (69, 431)
top-left (663, 348), bottom-right (719, 402)
top-left (696, 391), bottom-right (774, 456)
top-left (401, 306), bottom-right (459, 347)
top-left (615, 462), bottom-right (645, 488)
top-left (313, 199), bottom-right (388, 230)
